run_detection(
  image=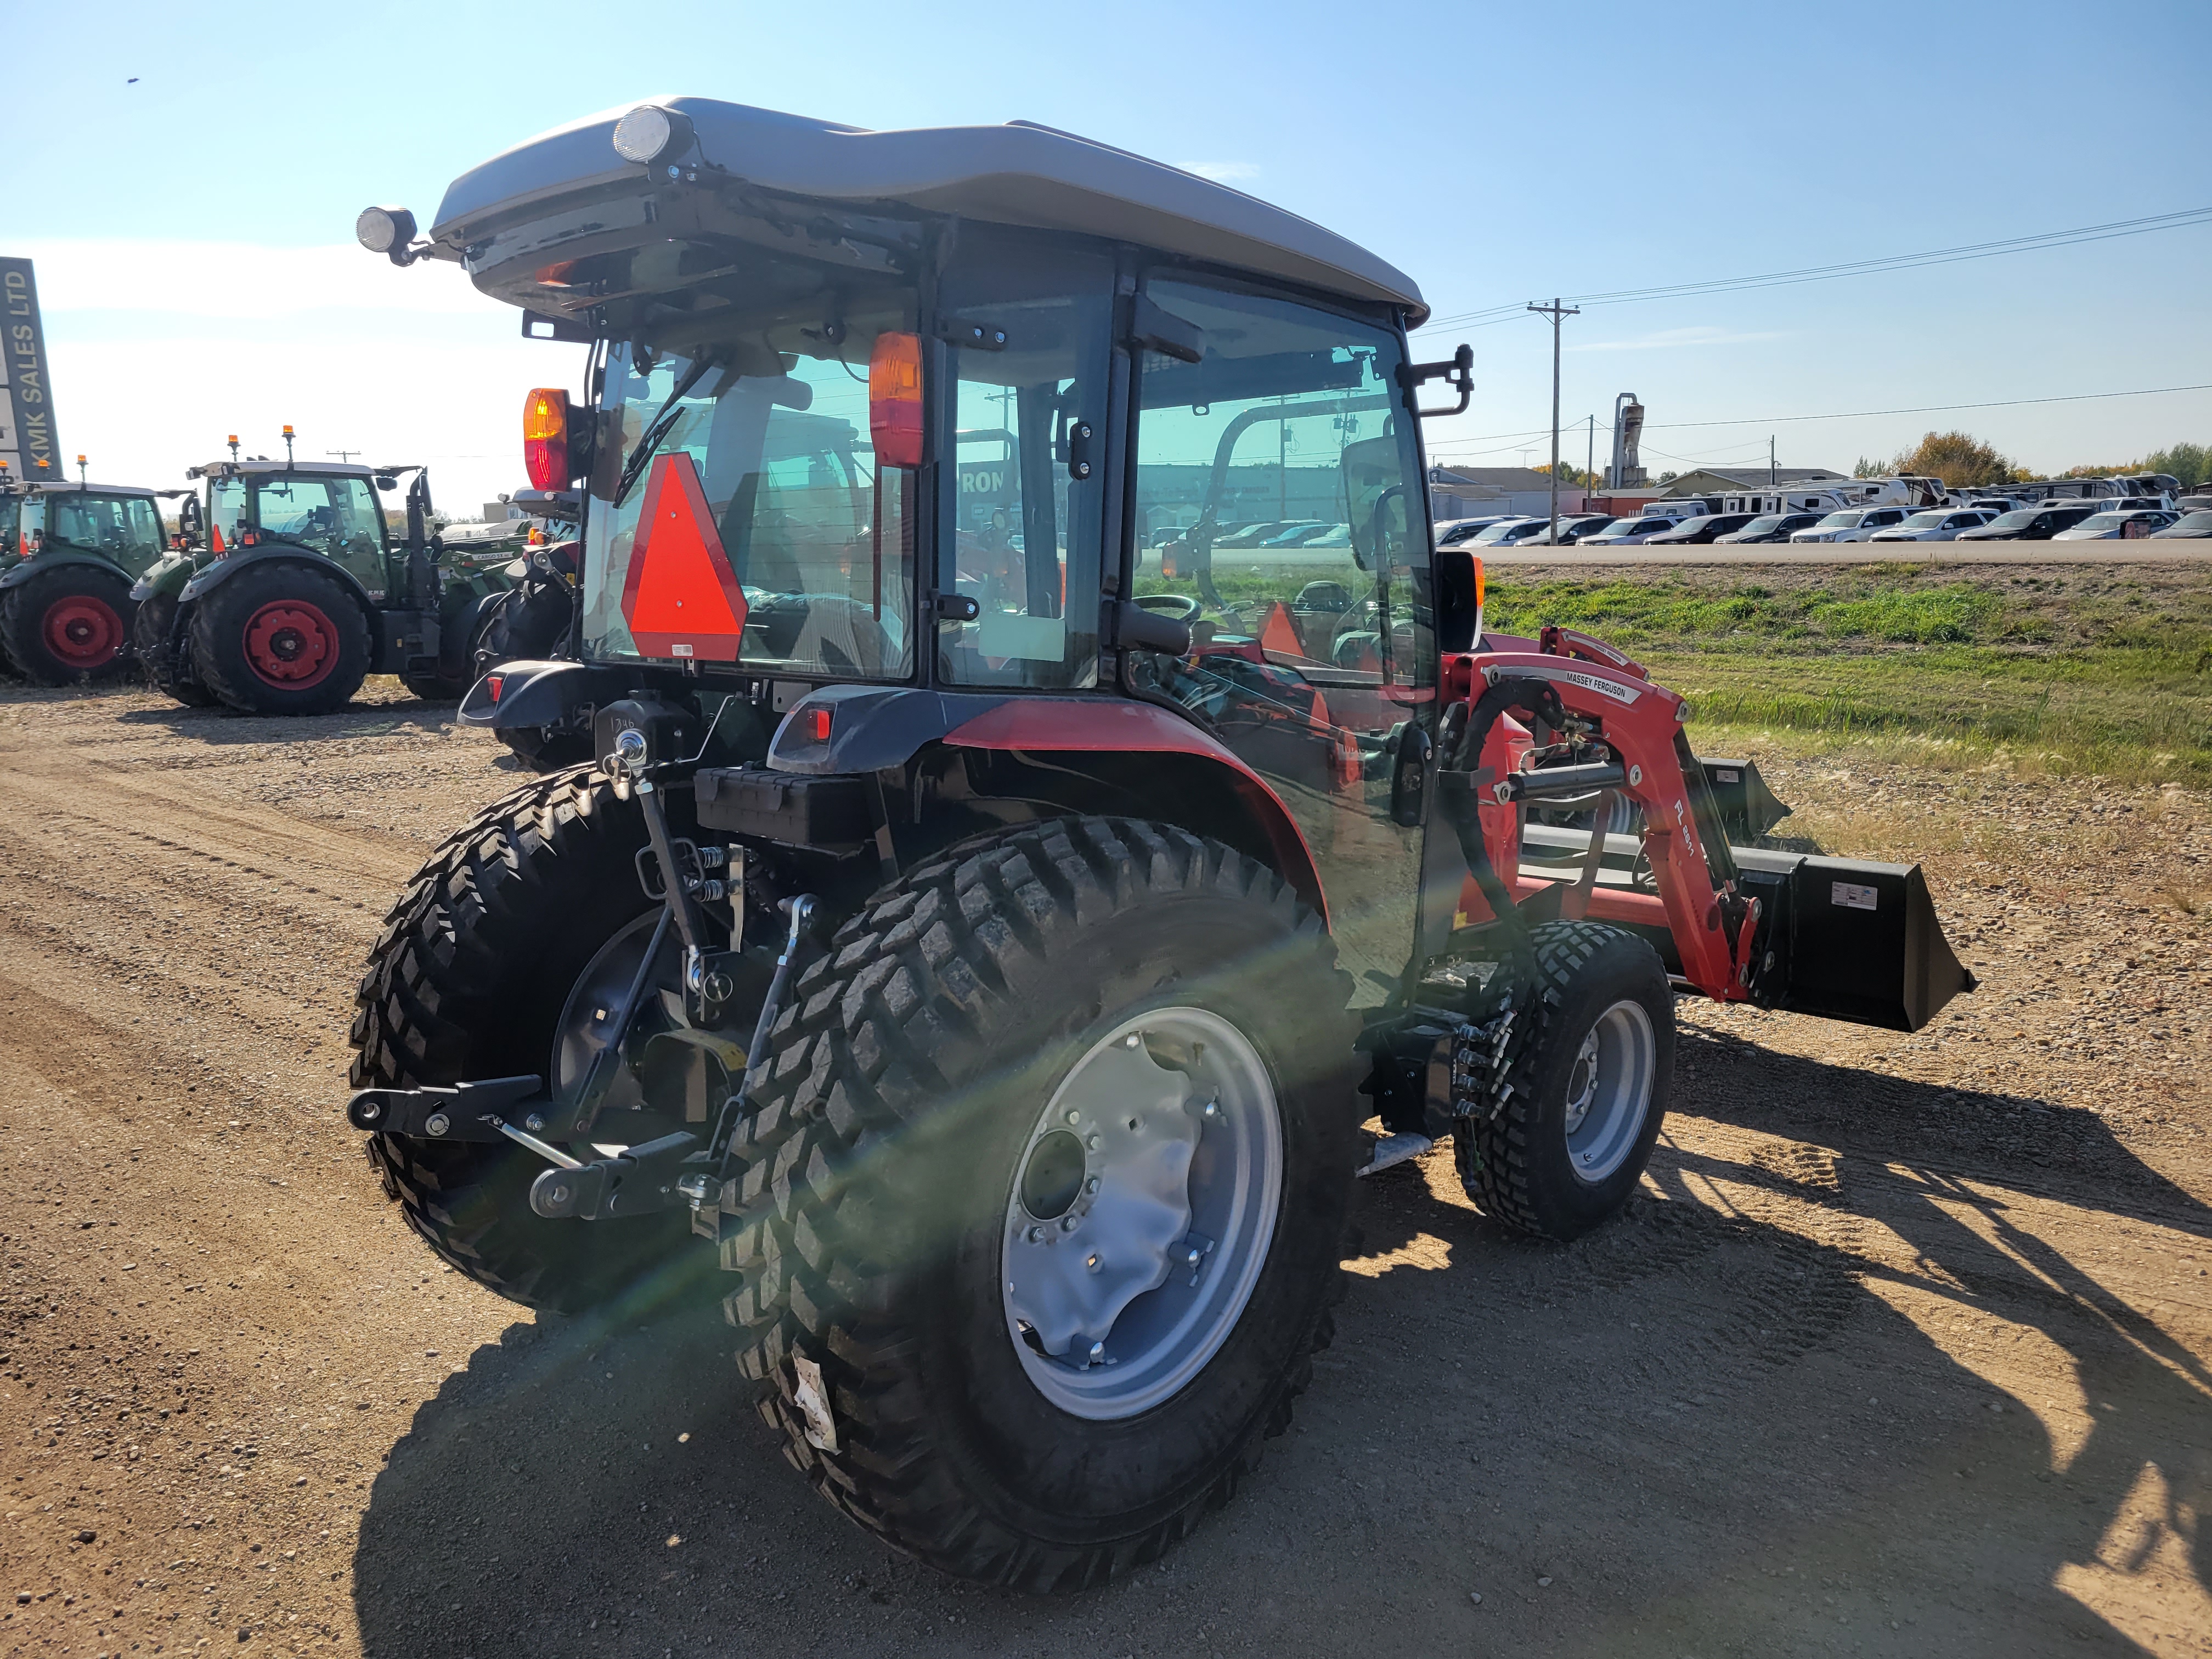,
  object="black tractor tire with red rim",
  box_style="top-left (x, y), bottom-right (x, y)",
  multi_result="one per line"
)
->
top-left (132, 590), bottom-right (219, 707)
top-left (189, 561), bottom-right (371, 715)
top-left (0, 565), bottom-right (137, 685)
